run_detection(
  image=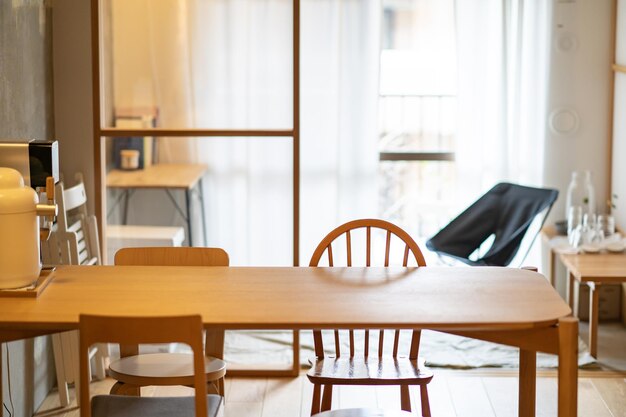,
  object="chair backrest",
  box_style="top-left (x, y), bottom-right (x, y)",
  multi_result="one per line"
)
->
top-left (426, 182), bottom-right (558, 266)
top-left (41, 173), bottom-right (101, 266)
top-left (113, 247), bottom-right (229, 359)
top-left (309, 219), bottom-right (426, 268)
top-left (79, 315), bottom-right (208, 417)
top-left (309, 219), bottom-right (426, 360)
top-left (114, 247), bottom-right (229, 267)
